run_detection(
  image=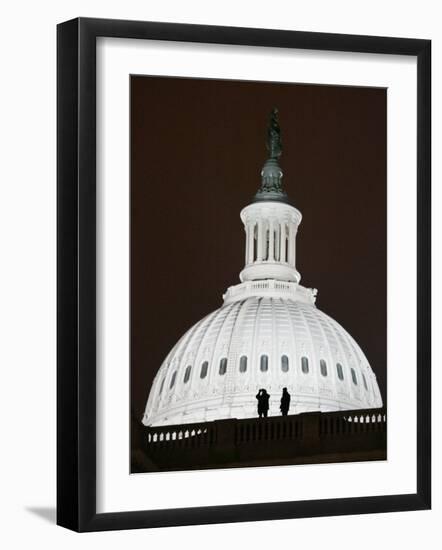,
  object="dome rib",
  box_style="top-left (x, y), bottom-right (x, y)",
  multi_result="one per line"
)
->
top-left (321, 312), bottom-right (354, 406)
top-left (308, 301), bottom-right (341, 410)
top-left (297, 301), bottom-right (321, 409)
top-left (249, 297), bottom-right (264, 394)
top-left (185, 304), bottom-right (228, 393)
top-left (222, 300), bottom-right (247, 405)
top-left (206, 301), bottom-right (240, 401)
